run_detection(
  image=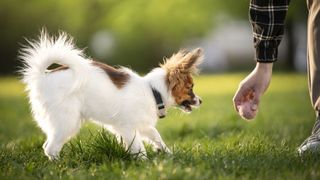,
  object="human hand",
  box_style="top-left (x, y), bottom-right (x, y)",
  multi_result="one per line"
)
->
top-left (233, 63), bottom-right (273, 120)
